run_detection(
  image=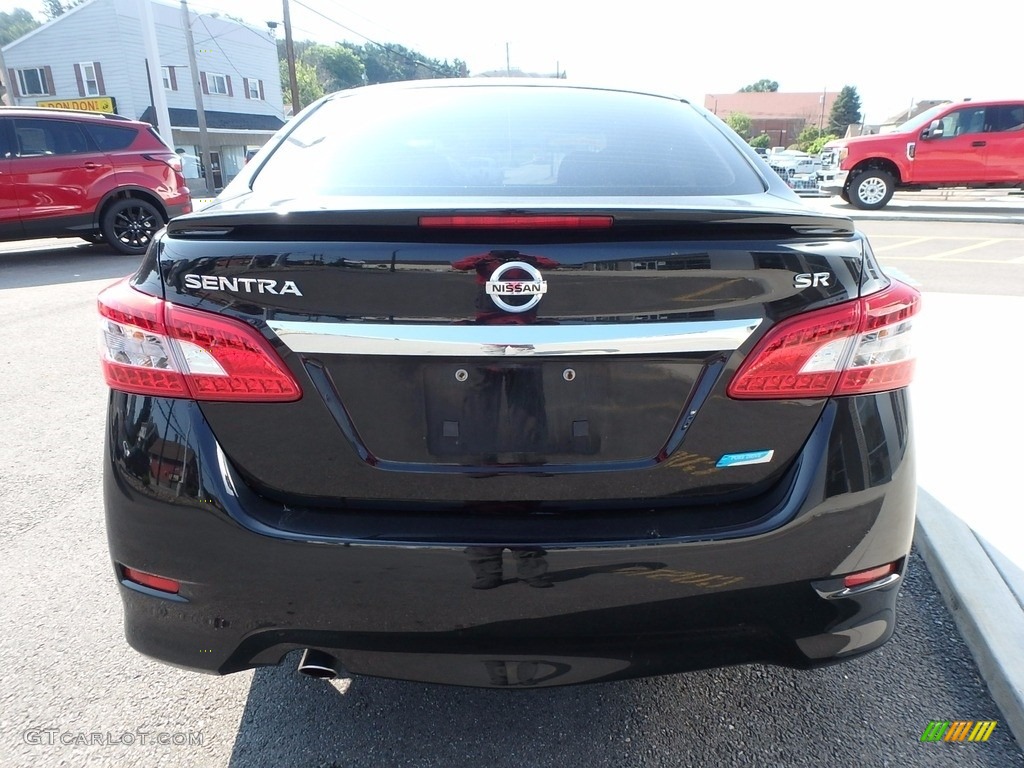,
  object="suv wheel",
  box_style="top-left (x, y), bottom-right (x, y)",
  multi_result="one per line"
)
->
top-left (102, 198), bottom-right (163, 255)
top-left (848, 170), bottom-right (895, 210)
